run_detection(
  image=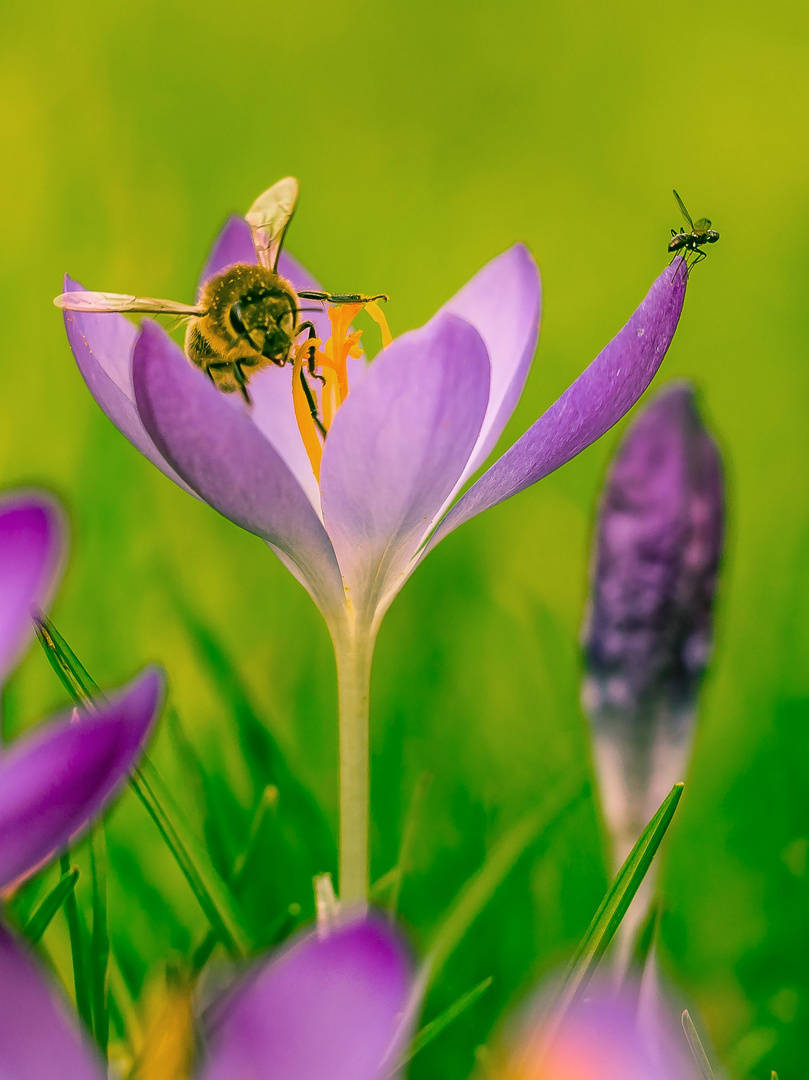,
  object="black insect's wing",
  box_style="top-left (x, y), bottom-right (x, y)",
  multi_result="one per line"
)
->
top-left (693, 217), bottom-right (712, 231)
top-left (673, 189), bottom-right (695, 230)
